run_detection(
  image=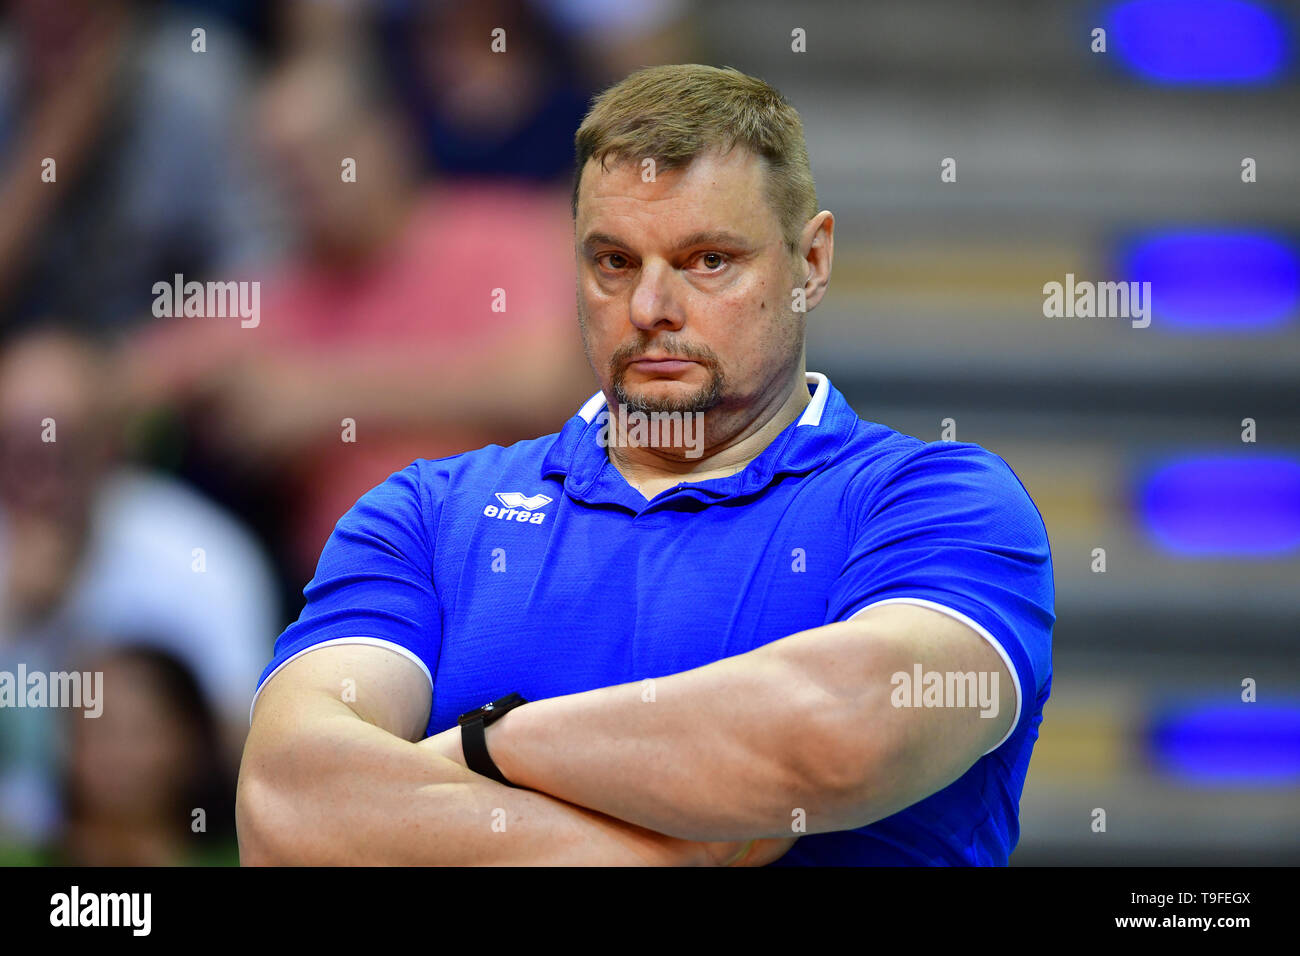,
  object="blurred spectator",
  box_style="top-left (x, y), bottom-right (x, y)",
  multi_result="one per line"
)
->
top-left (164, 0), bottom-right (276, 53)
top-left (0, 0), bottom-right (281, 333)
top-left (127, 51), bottom-right (592, 579)
top-left (8, 644), bottom-right (237, 866)
top-left (532, 0), bottom-right (697, 84)
top-left (285, 0), bottom-right (696, 183)
top-left (0, 325), bottom-right (278, 846)
top-left (377, 0), bottom-right (594, 182)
